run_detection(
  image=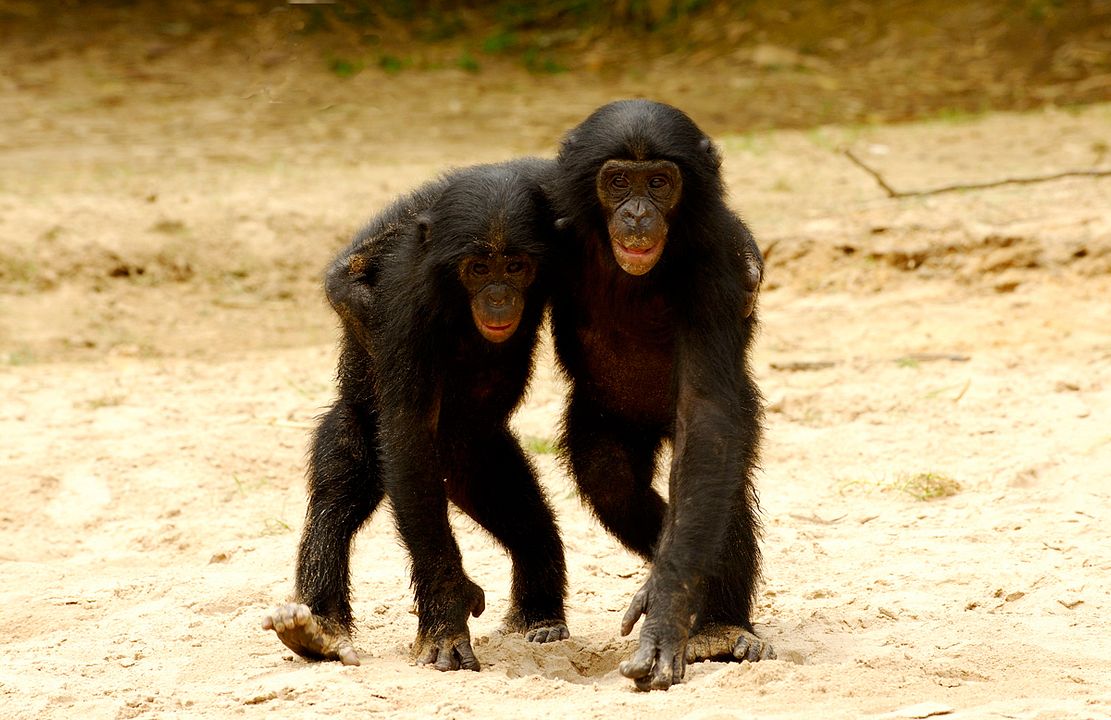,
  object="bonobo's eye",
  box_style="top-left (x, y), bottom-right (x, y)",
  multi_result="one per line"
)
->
top-left (506, 260), bottom-right (528, 275)
top-left (610, 175), bottom-right (630, 190)
top-left (648, 175), bottom-right (670, 189)
top-left (470, 261), bottom-right (490, 277)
